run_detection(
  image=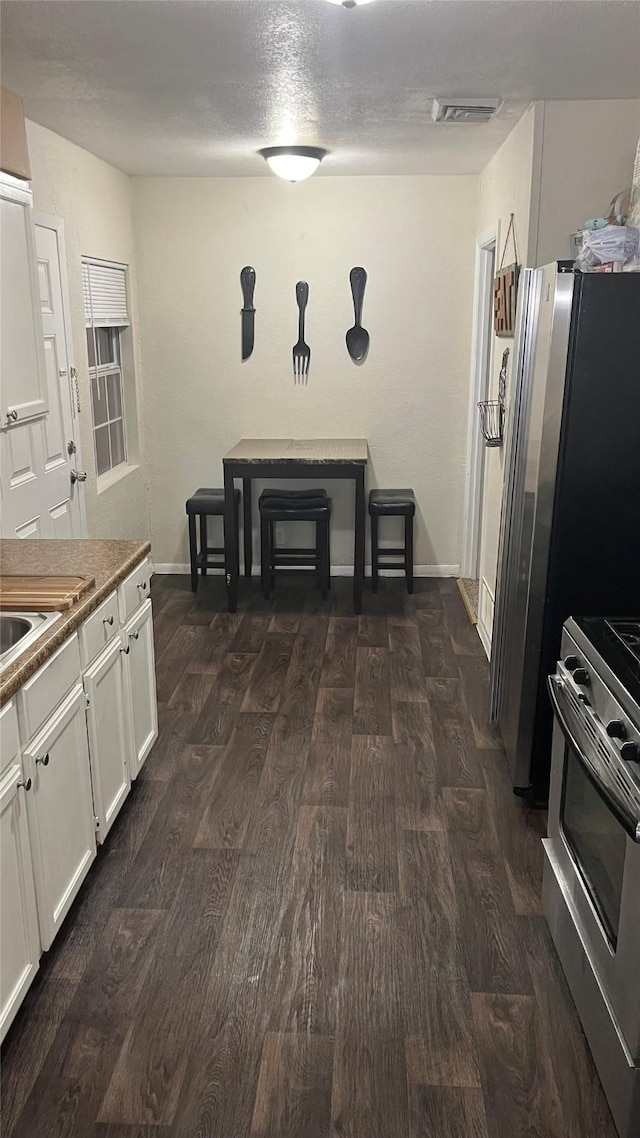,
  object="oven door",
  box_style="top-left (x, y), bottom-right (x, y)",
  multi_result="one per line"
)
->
top-left (547, 672), bottom-right (640, 1060)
